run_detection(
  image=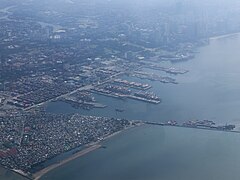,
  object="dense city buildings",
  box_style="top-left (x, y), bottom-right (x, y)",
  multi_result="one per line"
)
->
top-left (0, 110), bottom-right (131, 176)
